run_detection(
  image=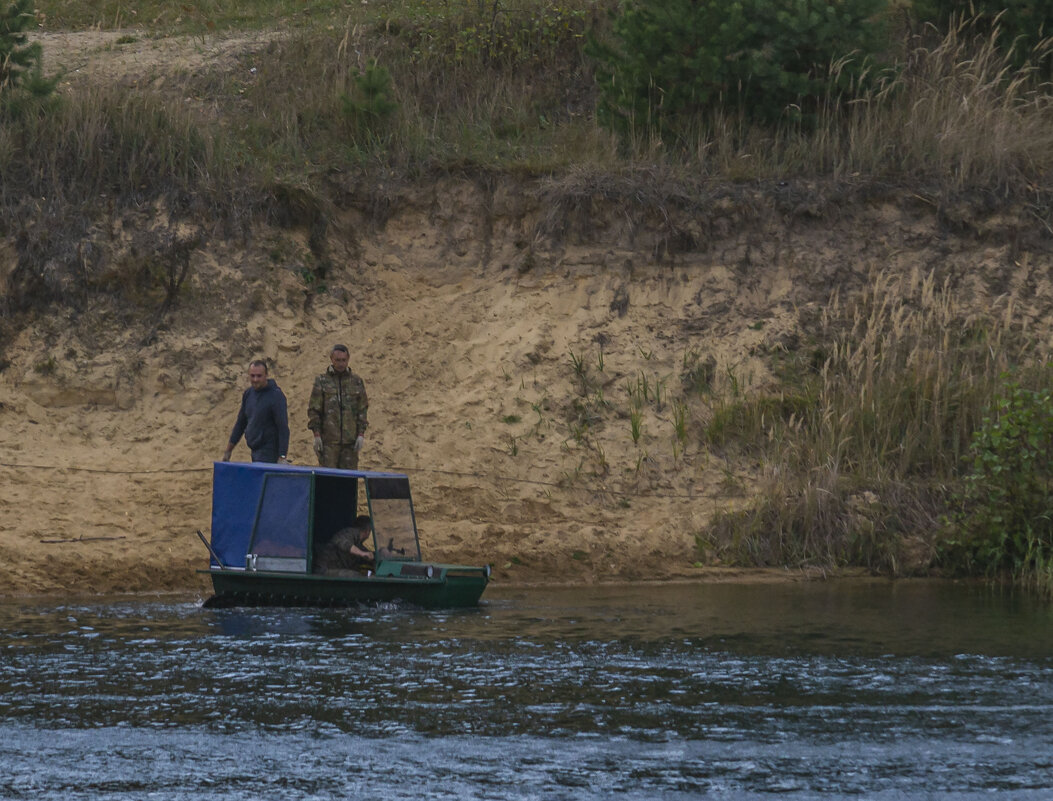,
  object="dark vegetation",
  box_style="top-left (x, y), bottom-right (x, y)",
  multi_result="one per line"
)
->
top-left (3, 0), bottom-right (1052, 593)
